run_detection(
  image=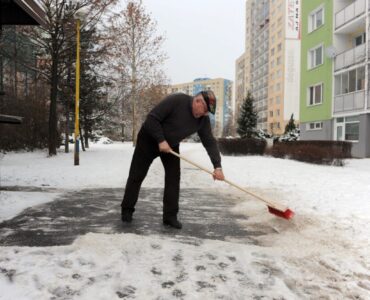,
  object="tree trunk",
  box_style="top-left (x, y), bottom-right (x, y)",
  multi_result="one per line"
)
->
top-left (131, 69), bottom-right (137, 146)
top-left (80, 125), bottom-right (86, 151)
top-left (65, 56), bottom-right (72, 153)
top-left (84, 123), bottom-right (89, 148)
top-left (65, 109), bottom-right (70, 153)
top-left (85, 134), bottom-right (89, 148)
top-left (13, 27), bottom-right (18, 98)
top-left (48, 51), bottom-right (59, 156)
top-left (130, 21), bottom-right (137, 146)
top-left (132, 94), bottom-right (136, 146)
top-left (121, 122), bottom-right (125, 142)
